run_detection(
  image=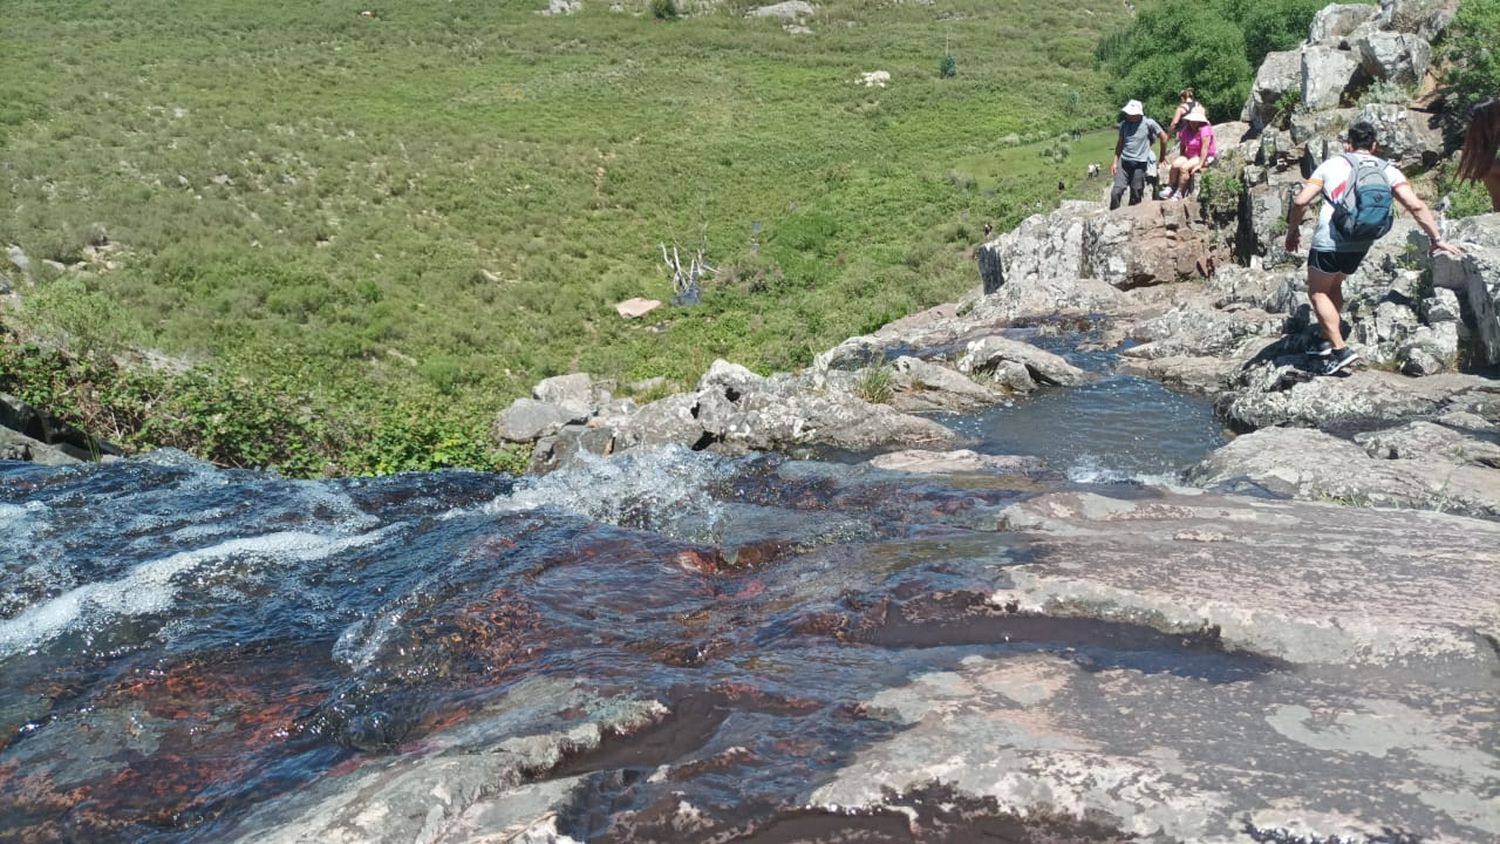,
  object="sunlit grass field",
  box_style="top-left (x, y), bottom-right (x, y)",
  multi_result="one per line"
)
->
top-left (1, 0), bottom-right (1127, 471)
